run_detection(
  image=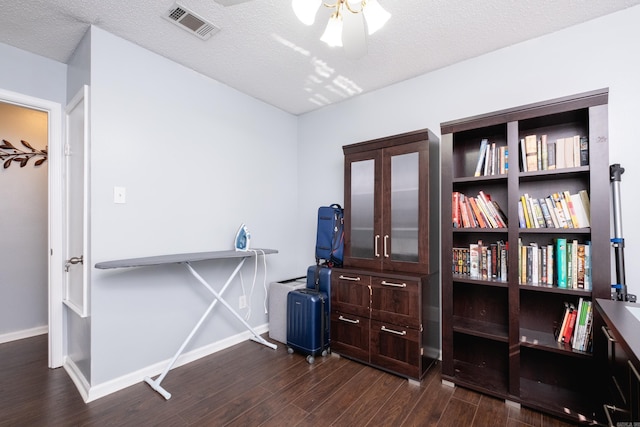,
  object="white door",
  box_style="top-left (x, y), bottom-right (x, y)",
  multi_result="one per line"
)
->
top-left (63, 86), bottom-right (90, 317)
